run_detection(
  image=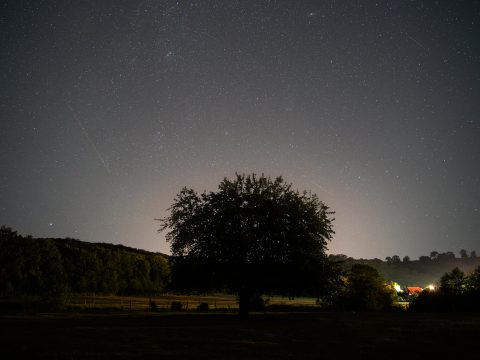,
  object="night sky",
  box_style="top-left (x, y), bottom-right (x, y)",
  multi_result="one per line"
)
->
top-left (1, 1), bottom-right (479, 259)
